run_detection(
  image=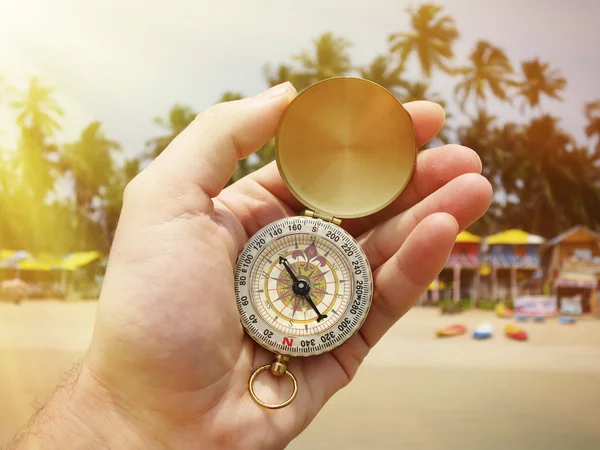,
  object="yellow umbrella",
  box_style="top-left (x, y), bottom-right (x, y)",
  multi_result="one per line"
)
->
top-left (456, 230), bottom-right (482, 244)
top-left (15, 258), bottom-right (52, 271)
top-left (1, 250), bottom-right (101, 271)
top-left (57, 251), bottom-right (101, 271)
top-left (486, 229), bottom-right (544, 245)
